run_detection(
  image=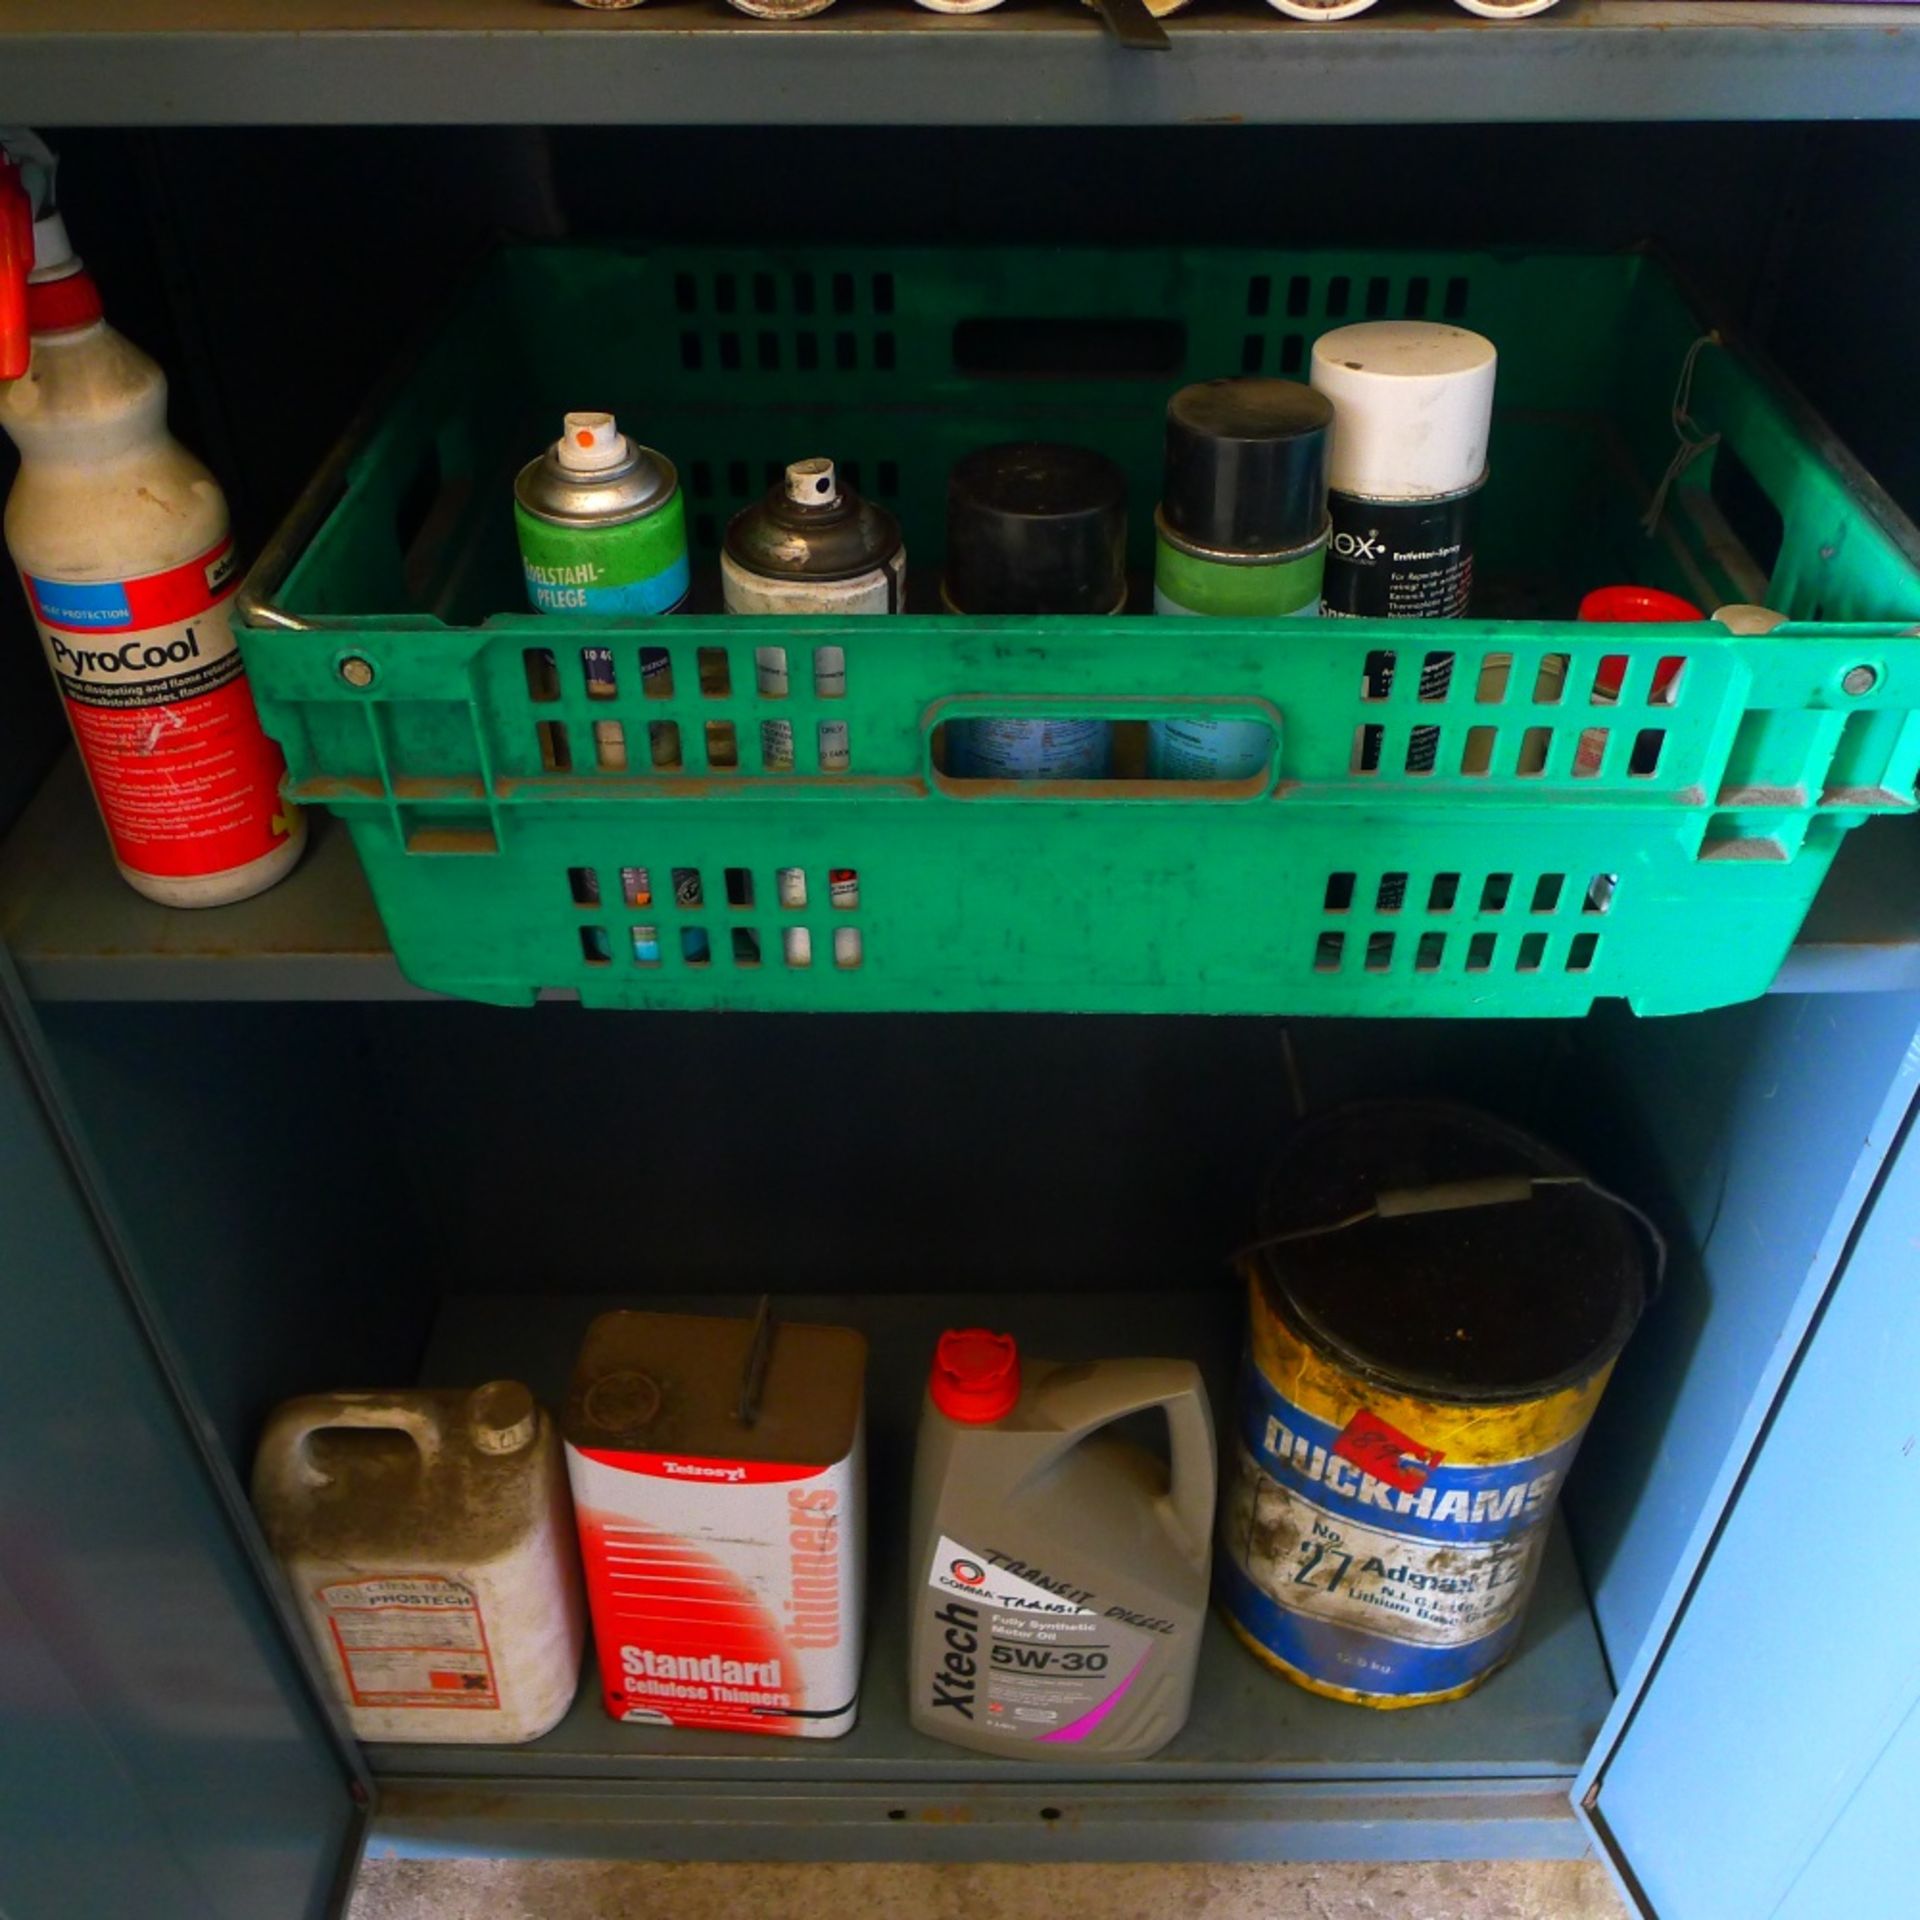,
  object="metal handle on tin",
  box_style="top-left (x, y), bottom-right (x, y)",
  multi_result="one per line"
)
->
top-left (1238, 1174), bottom-right (1669, 1300)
